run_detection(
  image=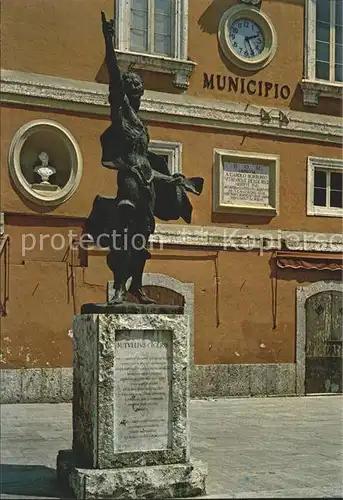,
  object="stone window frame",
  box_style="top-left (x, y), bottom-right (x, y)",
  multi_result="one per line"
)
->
top-left (296, 280), bottom-right (343, 395)
top-left (212, 149), bottom-right (280, 216)
top-left (141, 273), bottom-right (194, 365)
top-left (8, 120), bottom-right (83, 207)
top-left (115, 0), bottom-right (196, 89)
top-left (307, 156), bottom-right (343, 218)
top-left (301, 0), bottom-right (343, 106)
top-left (149, 140), bottom-right (182, 175)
